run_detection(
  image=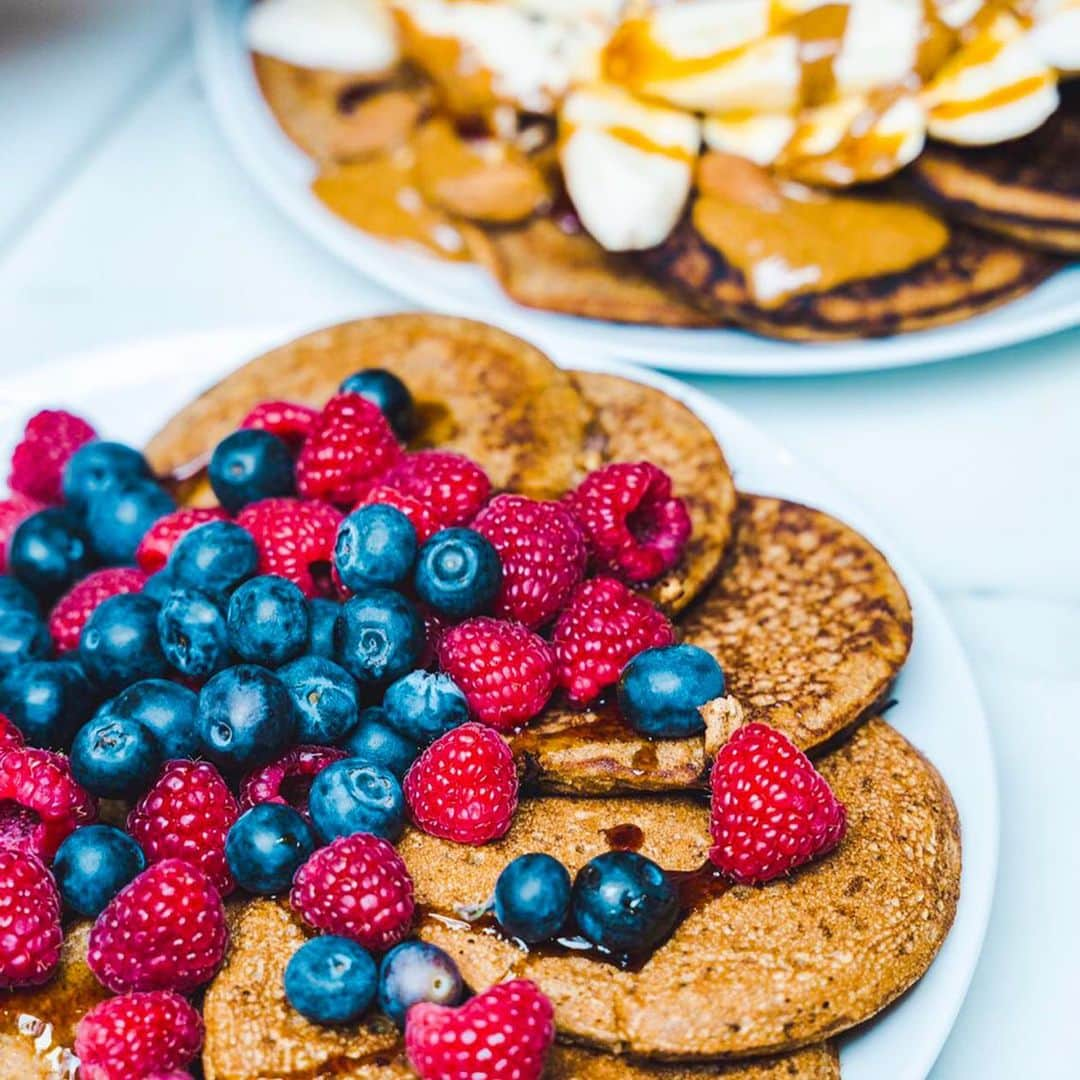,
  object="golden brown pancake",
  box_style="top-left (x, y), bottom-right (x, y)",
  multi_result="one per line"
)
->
top-left (407, 718), bottom-right (960, 1061)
